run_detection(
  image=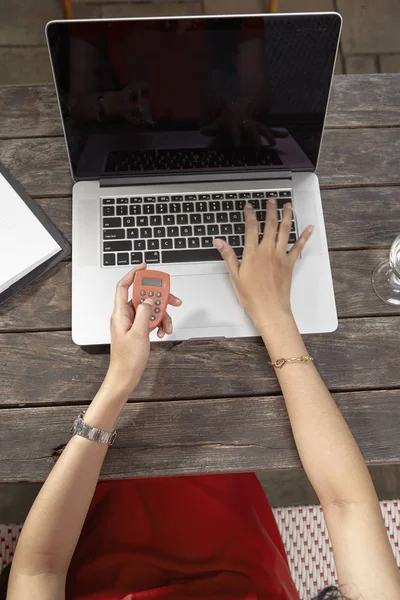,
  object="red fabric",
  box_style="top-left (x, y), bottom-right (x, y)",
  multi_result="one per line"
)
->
top-left (67, 474), bottom-right (299, 600)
